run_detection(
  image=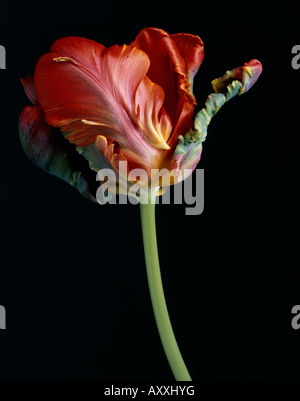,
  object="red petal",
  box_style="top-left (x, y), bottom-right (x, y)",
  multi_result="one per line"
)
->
top-left (35, 38), bottom-right (144, 143)
top-left (133, 28), bottom-right (184, 123)
top-left (20, 76), bottom-right (38, 105)
top-left (133, 28), bottom-right (204, 147)
top-left (170, 33), bottom-right (204, 84)
top-left (34, 36), bottom-right (169, 170)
